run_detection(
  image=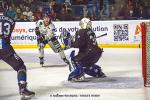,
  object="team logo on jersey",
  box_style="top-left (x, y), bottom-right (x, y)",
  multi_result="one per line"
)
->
top-left (90, 35), bottom-right (93, 39)
top-left (77, 35), bottom-right (80, 38)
